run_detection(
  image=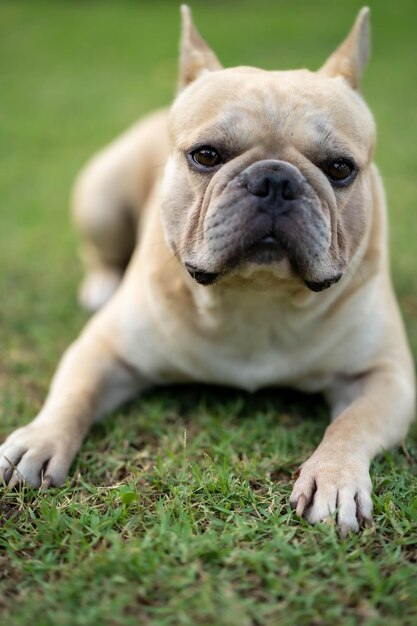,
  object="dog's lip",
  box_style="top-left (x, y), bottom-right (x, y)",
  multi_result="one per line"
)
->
top-left (184, 258), bottom-right (343, 292)
top-left (304, 274), bottom-right (343, 292)
top-left (184, 233), bottom-right (342, 292)
top-left (184, 263), bottom-right (221, 286)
